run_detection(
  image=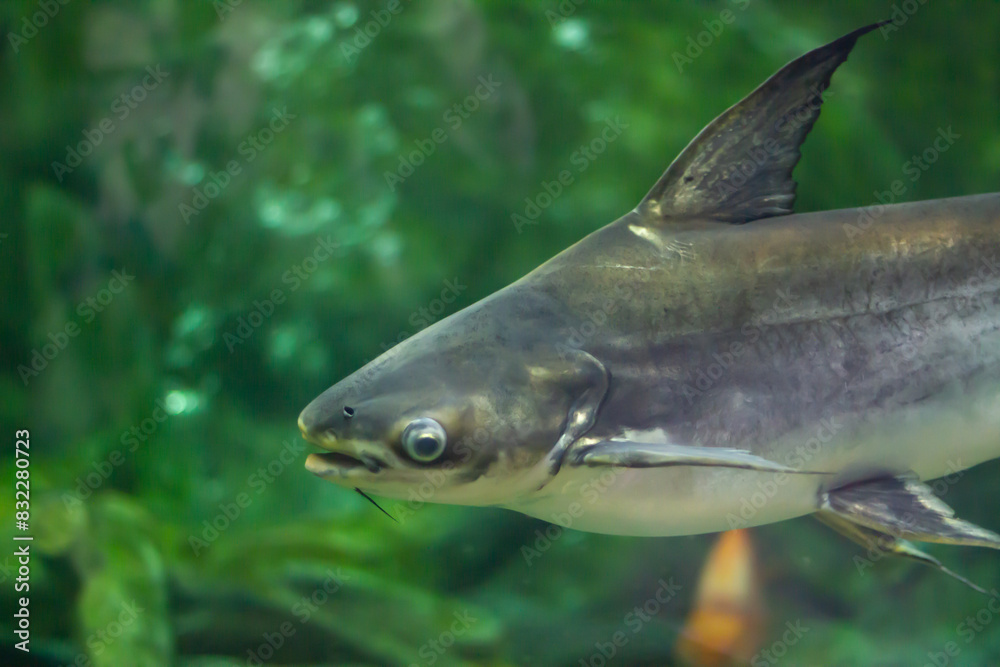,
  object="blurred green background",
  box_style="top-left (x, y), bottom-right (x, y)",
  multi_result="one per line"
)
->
top-left (2, 0), bottom-right (999, 665)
